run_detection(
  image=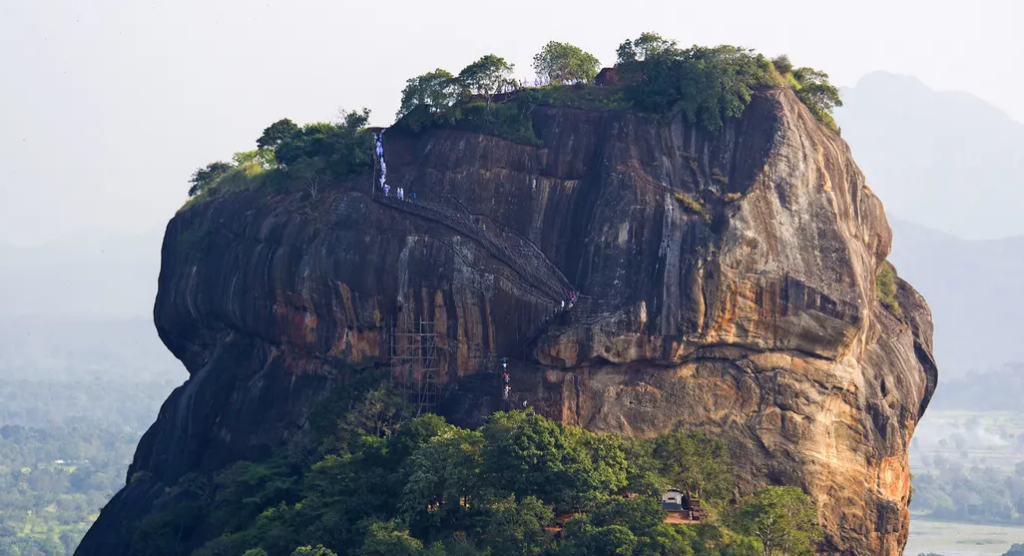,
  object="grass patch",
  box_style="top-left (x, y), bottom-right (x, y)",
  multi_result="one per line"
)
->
top-left (674, 192), bottom-right (710, 220)
top-left (181, 162), bottom-right (274, 211)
